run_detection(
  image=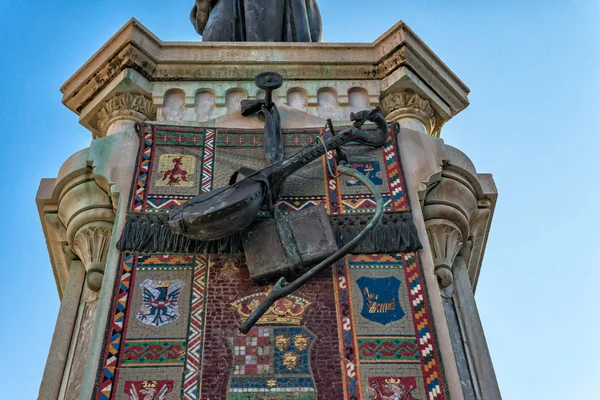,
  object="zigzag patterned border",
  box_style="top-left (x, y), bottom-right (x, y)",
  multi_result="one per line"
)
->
top-left (322, 128), bottom-right (342, 215)
top-left (403, 252), bottom-right (445, 399)
top-left (340, 195), bottom-right (392, 214)
top-left (333, 258), bottom-right (361, 400)
top-left (132, 128), bottom-right (154, 212)
top-left (382, 132), bottom-right (409, 212)
top-left (201, 130), bottom-right (215, 194)
top-left (97, 254), bottom-right (136, 400)
top-left (146, 195), bottom-right (327, 212)
top-left (182, 256), bottom-right (209, 400)
top-left (146, 196), bottom-right (190, 211)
